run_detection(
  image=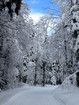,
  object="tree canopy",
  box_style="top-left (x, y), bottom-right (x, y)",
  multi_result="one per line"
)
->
top-left (0, 0), bottom-right (22, 19)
